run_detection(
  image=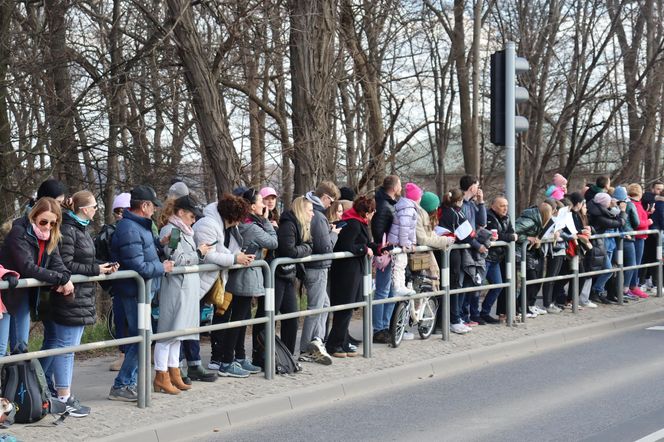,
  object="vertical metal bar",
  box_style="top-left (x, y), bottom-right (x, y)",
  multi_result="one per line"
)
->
top-left (520, 242), bottom-right (528, 323)
top-left (144, 279), bottom-right (152, 407)
top-left (571, 255), bottom-right (579, 314)
top-left (506, 242), bottom-right (515, 327)
top-left (657, 231), bottom-right (663, 298)
top-left (442, 248), bottom-right (451, 341)
top-left (137, 277), bottom-right (148, 408)
top-left (265, 266), bottom-right (276, 380)
top-left (363, 255), bottom-right (372, 358)
top-left (617, 237), bottom-right (624, 305)
top-left (505, 42), bottom-right (516, 224)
